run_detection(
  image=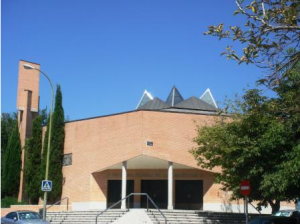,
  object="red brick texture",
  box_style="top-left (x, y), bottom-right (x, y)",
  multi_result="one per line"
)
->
top-left (60, 111), bottom-right (222, 205)
top-left (17, 60), bottom-right (40, 202)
